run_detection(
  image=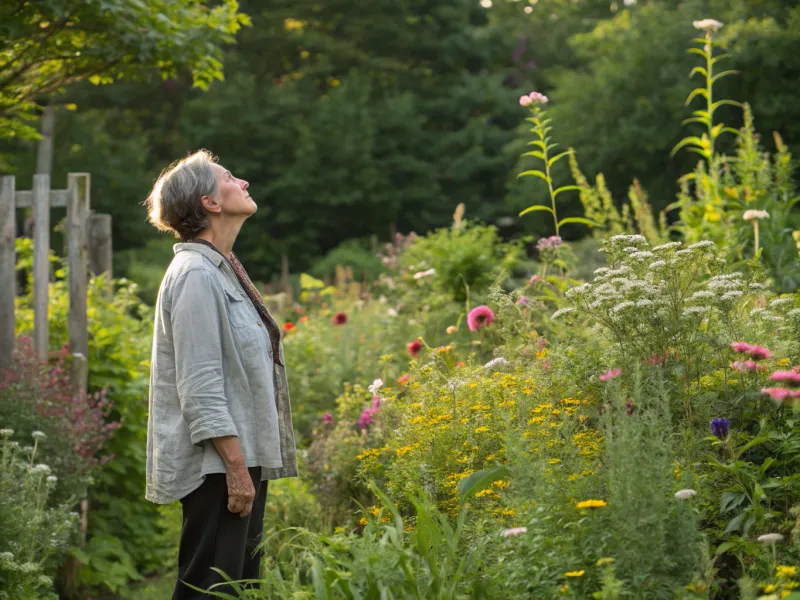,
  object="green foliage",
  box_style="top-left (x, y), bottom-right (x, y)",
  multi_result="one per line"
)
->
top-left (0, 0), bottom-right (249, 140)
top-left (0, 431), bottom-right (78, 600)
top-left (309, 239), bottom-right (387, 284)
